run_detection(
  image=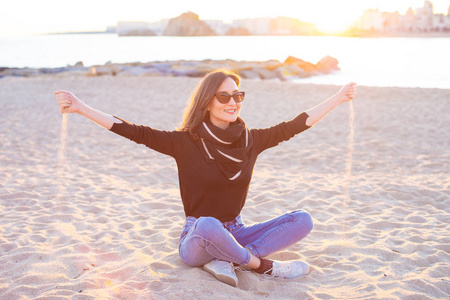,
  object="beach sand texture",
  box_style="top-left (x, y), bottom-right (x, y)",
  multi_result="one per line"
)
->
top-left (0, 76), bottom-right (449, 299)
